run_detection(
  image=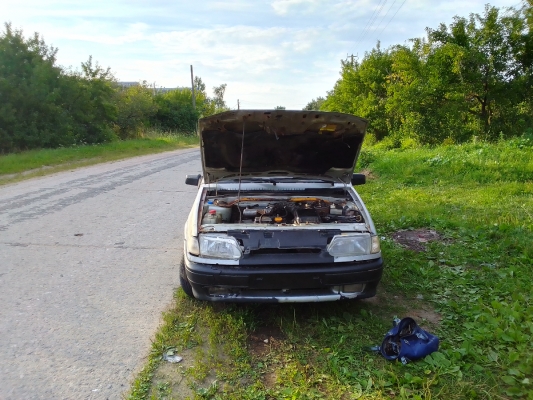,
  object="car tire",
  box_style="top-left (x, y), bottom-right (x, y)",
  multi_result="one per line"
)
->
top-left (179, 256), bottom-right (195, 299)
